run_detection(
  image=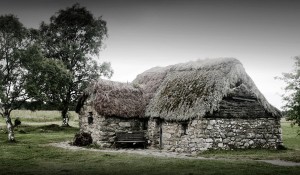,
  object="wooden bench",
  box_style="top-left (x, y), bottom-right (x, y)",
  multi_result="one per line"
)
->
top-left (115, 131), bottom-right (146, 148)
